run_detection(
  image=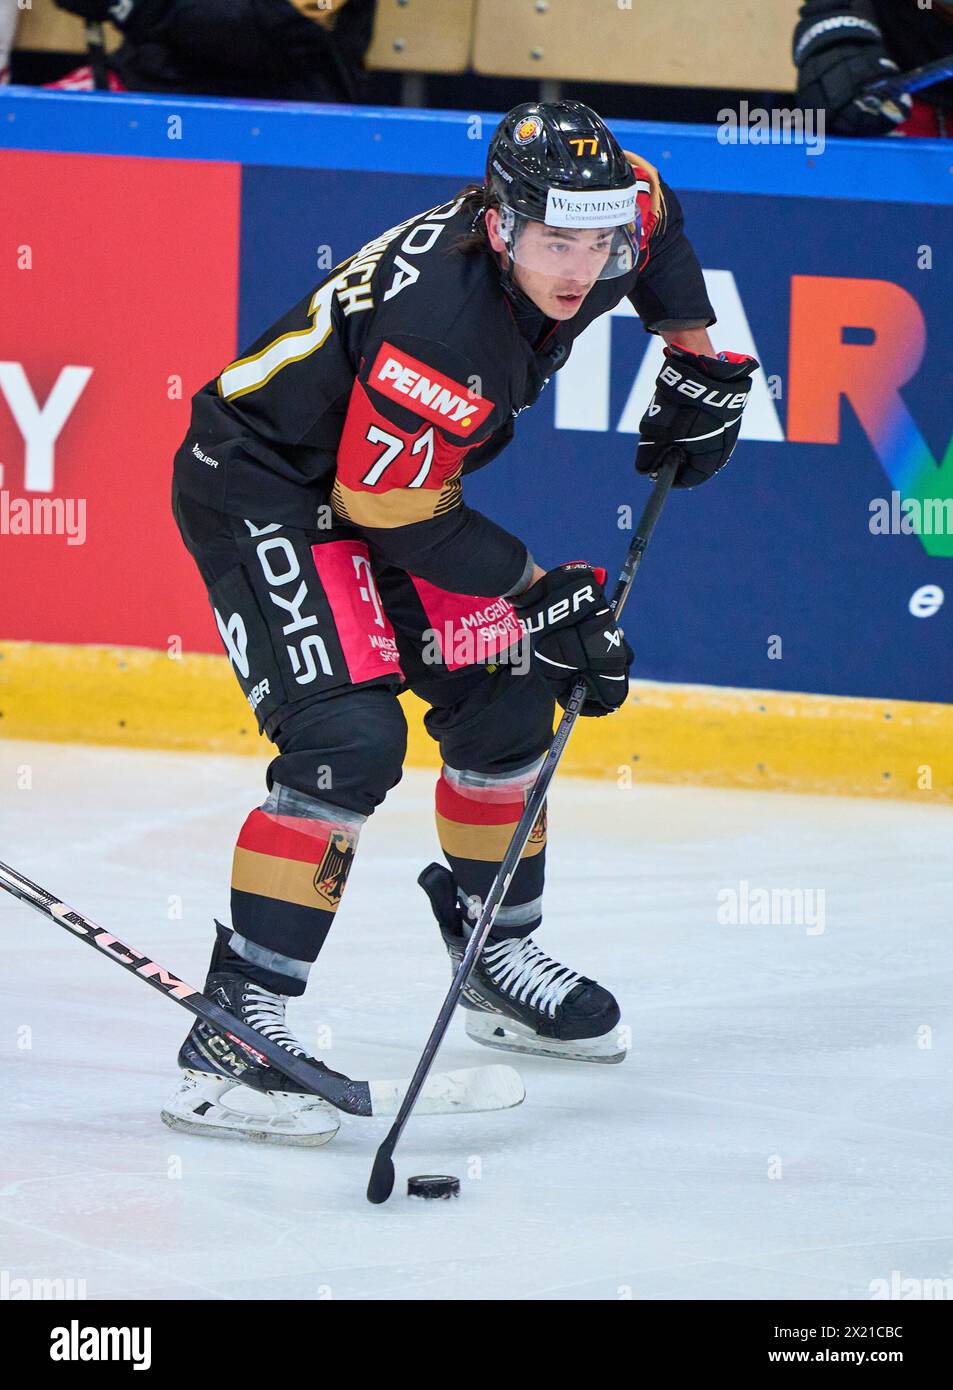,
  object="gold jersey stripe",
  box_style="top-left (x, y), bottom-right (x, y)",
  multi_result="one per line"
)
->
top-left (219, 317), bottom-right (334, 402)
top-left (331, 479), bottom-right (460, 529)
top-left (435, 812), bottom-right (546, 863)
top-left (216, 261), bottom-right (357, 401)
top-left (231, 845), bottom-right (343, 912)
top-left (330, 480), bottom-right (351, 520)
top-left (433, 478), bottom-right (463, 515)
